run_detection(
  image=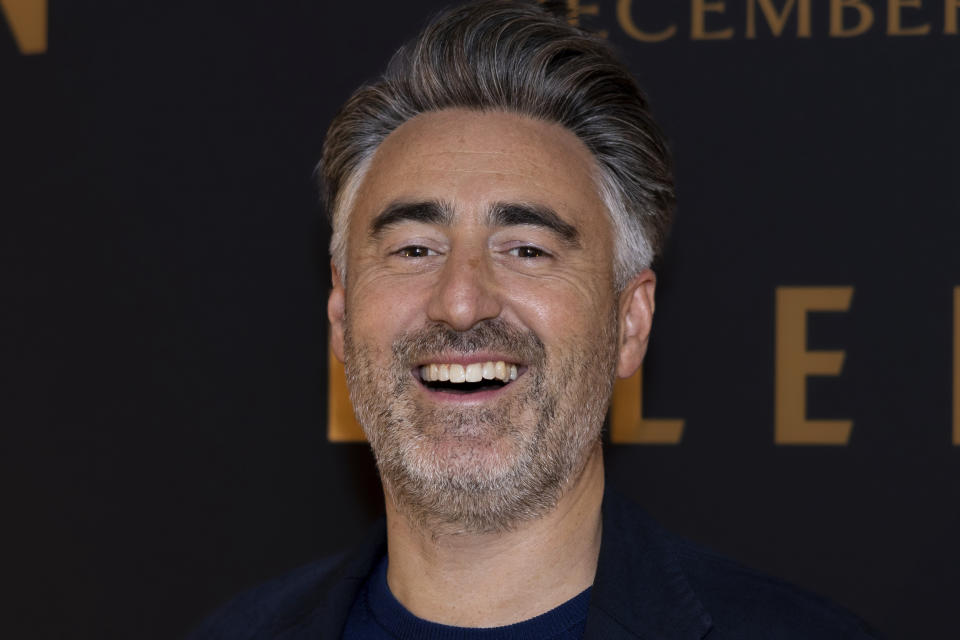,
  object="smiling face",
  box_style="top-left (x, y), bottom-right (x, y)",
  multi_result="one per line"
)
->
top-left (328, 109), bottom-right (654, 533)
